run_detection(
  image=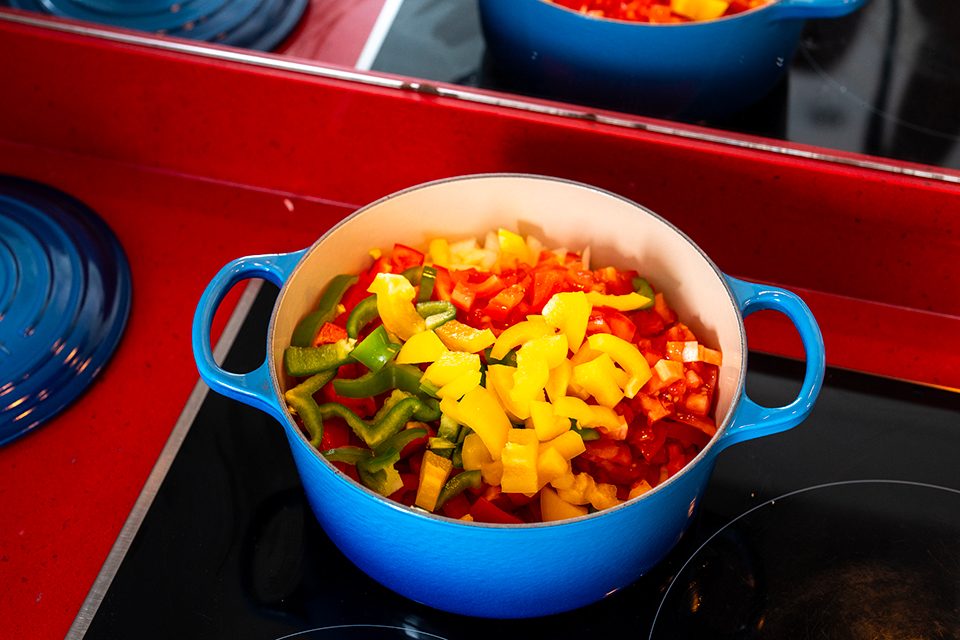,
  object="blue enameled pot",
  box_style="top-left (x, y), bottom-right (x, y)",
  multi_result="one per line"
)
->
top-left (192, 174), bottom-right (824, 618)
top-left (478, 0), bottom-right (868, 120)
